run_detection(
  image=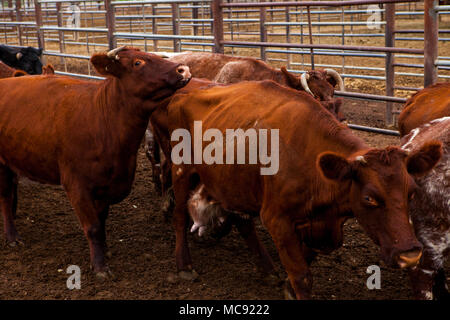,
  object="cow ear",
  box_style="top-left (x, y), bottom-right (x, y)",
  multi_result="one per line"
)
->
top-left (317, 152), bottom-right (352, 181)
top-left (406, 141), bottom-right (442, 177)
top-left (90, 53), bottom-right (123, 77)
top-left (326, 74), bottom-right (337, 88)
top-left (281, 66), bottom-right (301, 89)
top-left (42, 64), bottom-right (55, 75)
